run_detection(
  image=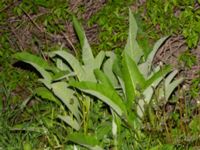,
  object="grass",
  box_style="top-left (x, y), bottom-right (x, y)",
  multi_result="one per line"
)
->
top-left (0, 0), bottom-right (200, 149)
